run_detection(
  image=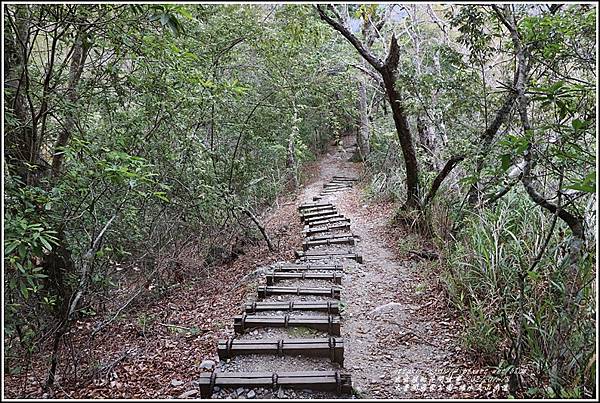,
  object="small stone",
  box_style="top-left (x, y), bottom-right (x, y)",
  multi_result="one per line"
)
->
top-left (277, 387), bottom-right (285, 398)
top-left (252, 330), bottom-right (259, 335)
top-left (214, 386), bottom-right (221, 392)
top-left (178, 389), bottom-right (198, 398)
top-left (236, 387), bottom-right (245, 396)
top-left (247, 390), bottom-right (256, 399)
top-left (199, 359), bottom-right (215, 369)
top-left (171, 379), bottom-right (184, 387)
